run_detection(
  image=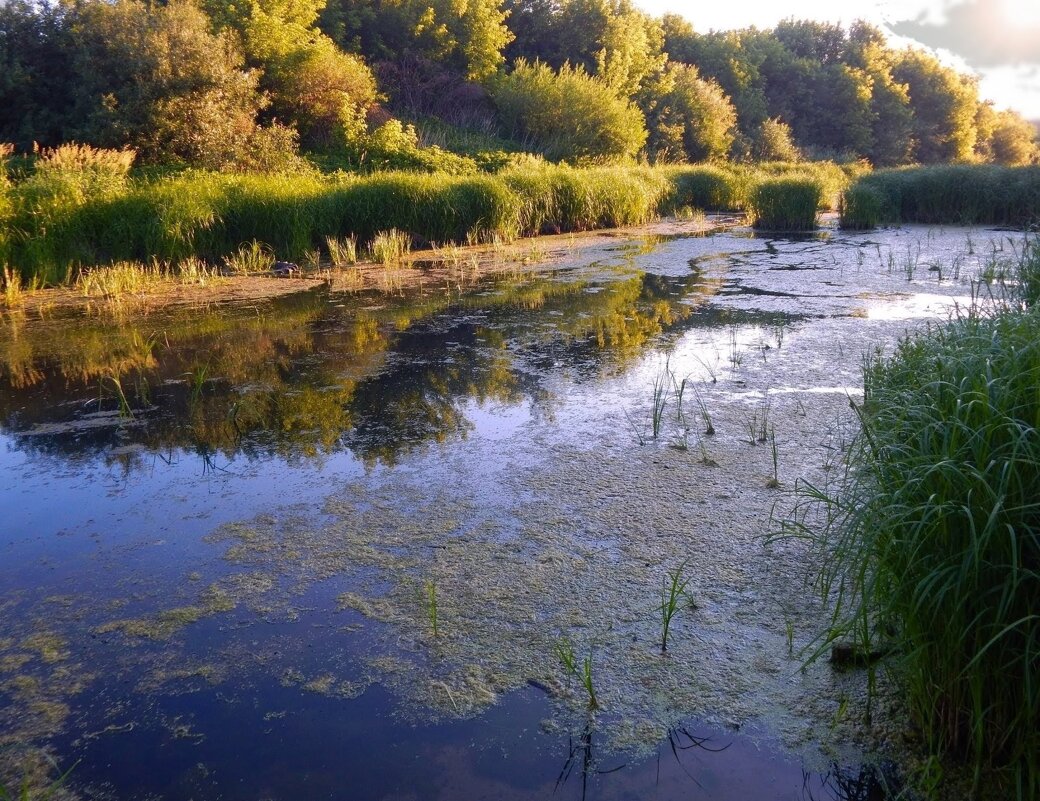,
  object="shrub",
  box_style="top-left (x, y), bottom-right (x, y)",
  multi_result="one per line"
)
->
top-left (490, 60), bottom-right (647, 163)
top-left (67, 0), bottom-right (267, 169)
top-left (748, 176), bottom-right (821, 230)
